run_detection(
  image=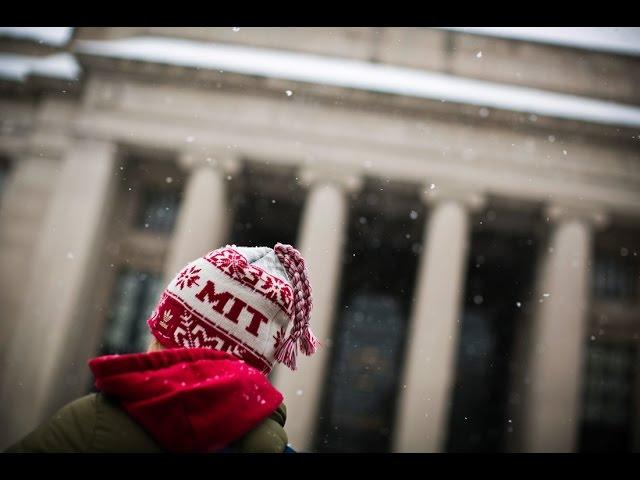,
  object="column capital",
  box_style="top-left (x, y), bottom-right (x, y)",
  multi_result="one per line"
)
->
top-left (298, 165), bottom-right (362, 193)
top-left (24, 130), bottom-right (75, 161)
top-left (178, 149), bottom-right (240, 176)
top-left (421, 181), bottom-right (486, 211)
top-left (545, 201), bottom-right (608, 229)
